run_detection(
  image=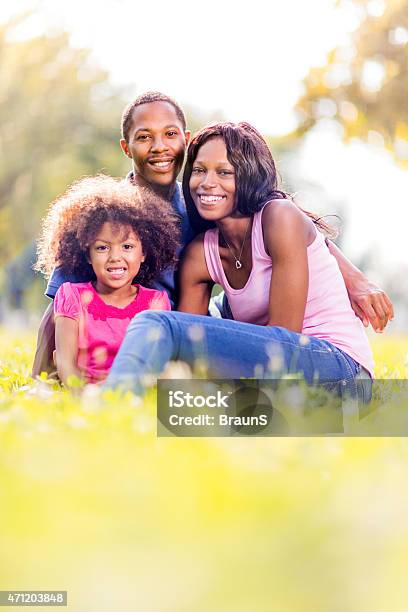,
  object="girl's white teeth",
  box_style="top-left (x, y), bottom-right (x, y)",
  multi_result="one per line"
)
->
top-left (108, 268), bottom-right (125, 273)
